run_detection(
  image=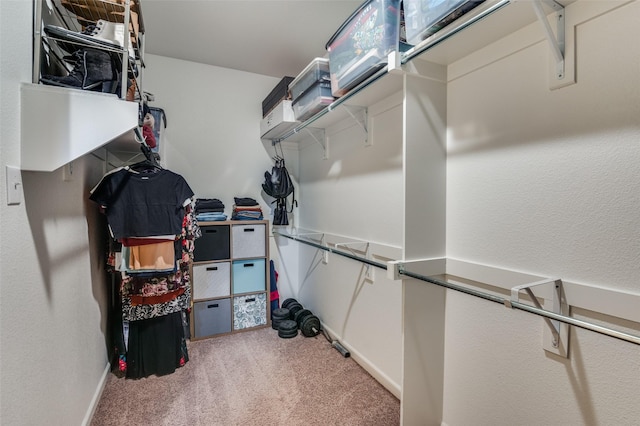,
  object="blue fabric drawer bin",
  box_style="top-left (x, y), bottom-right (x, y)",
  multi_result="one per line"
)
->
top-left (232, 259), bottom-right (266, 294)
